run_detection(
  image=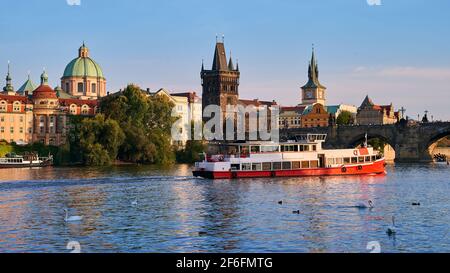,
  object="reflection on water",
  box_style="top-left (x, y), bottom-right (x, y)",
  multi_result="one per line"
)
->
top-left (0, 164), bottom-right (449, 253)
